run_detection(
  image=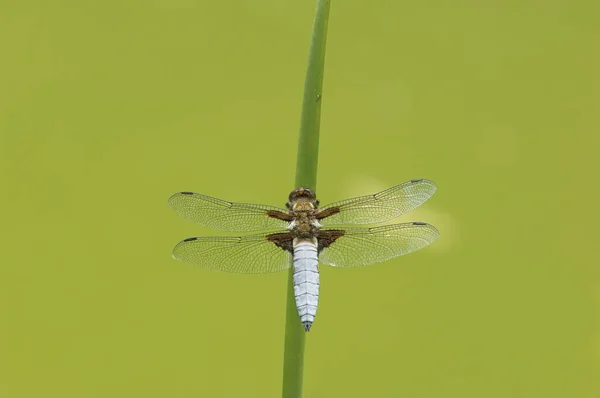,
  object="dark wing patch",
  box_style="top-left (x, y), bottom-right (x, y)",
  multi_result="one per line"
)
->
top-left (317, 229), bottom-right (345, 251)
top-left (314, 207), bottom-right (341, 220)
top-left (266, 232), bottom-right (295, 252)
top-left (266, 210), bottom-right (295, 222)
